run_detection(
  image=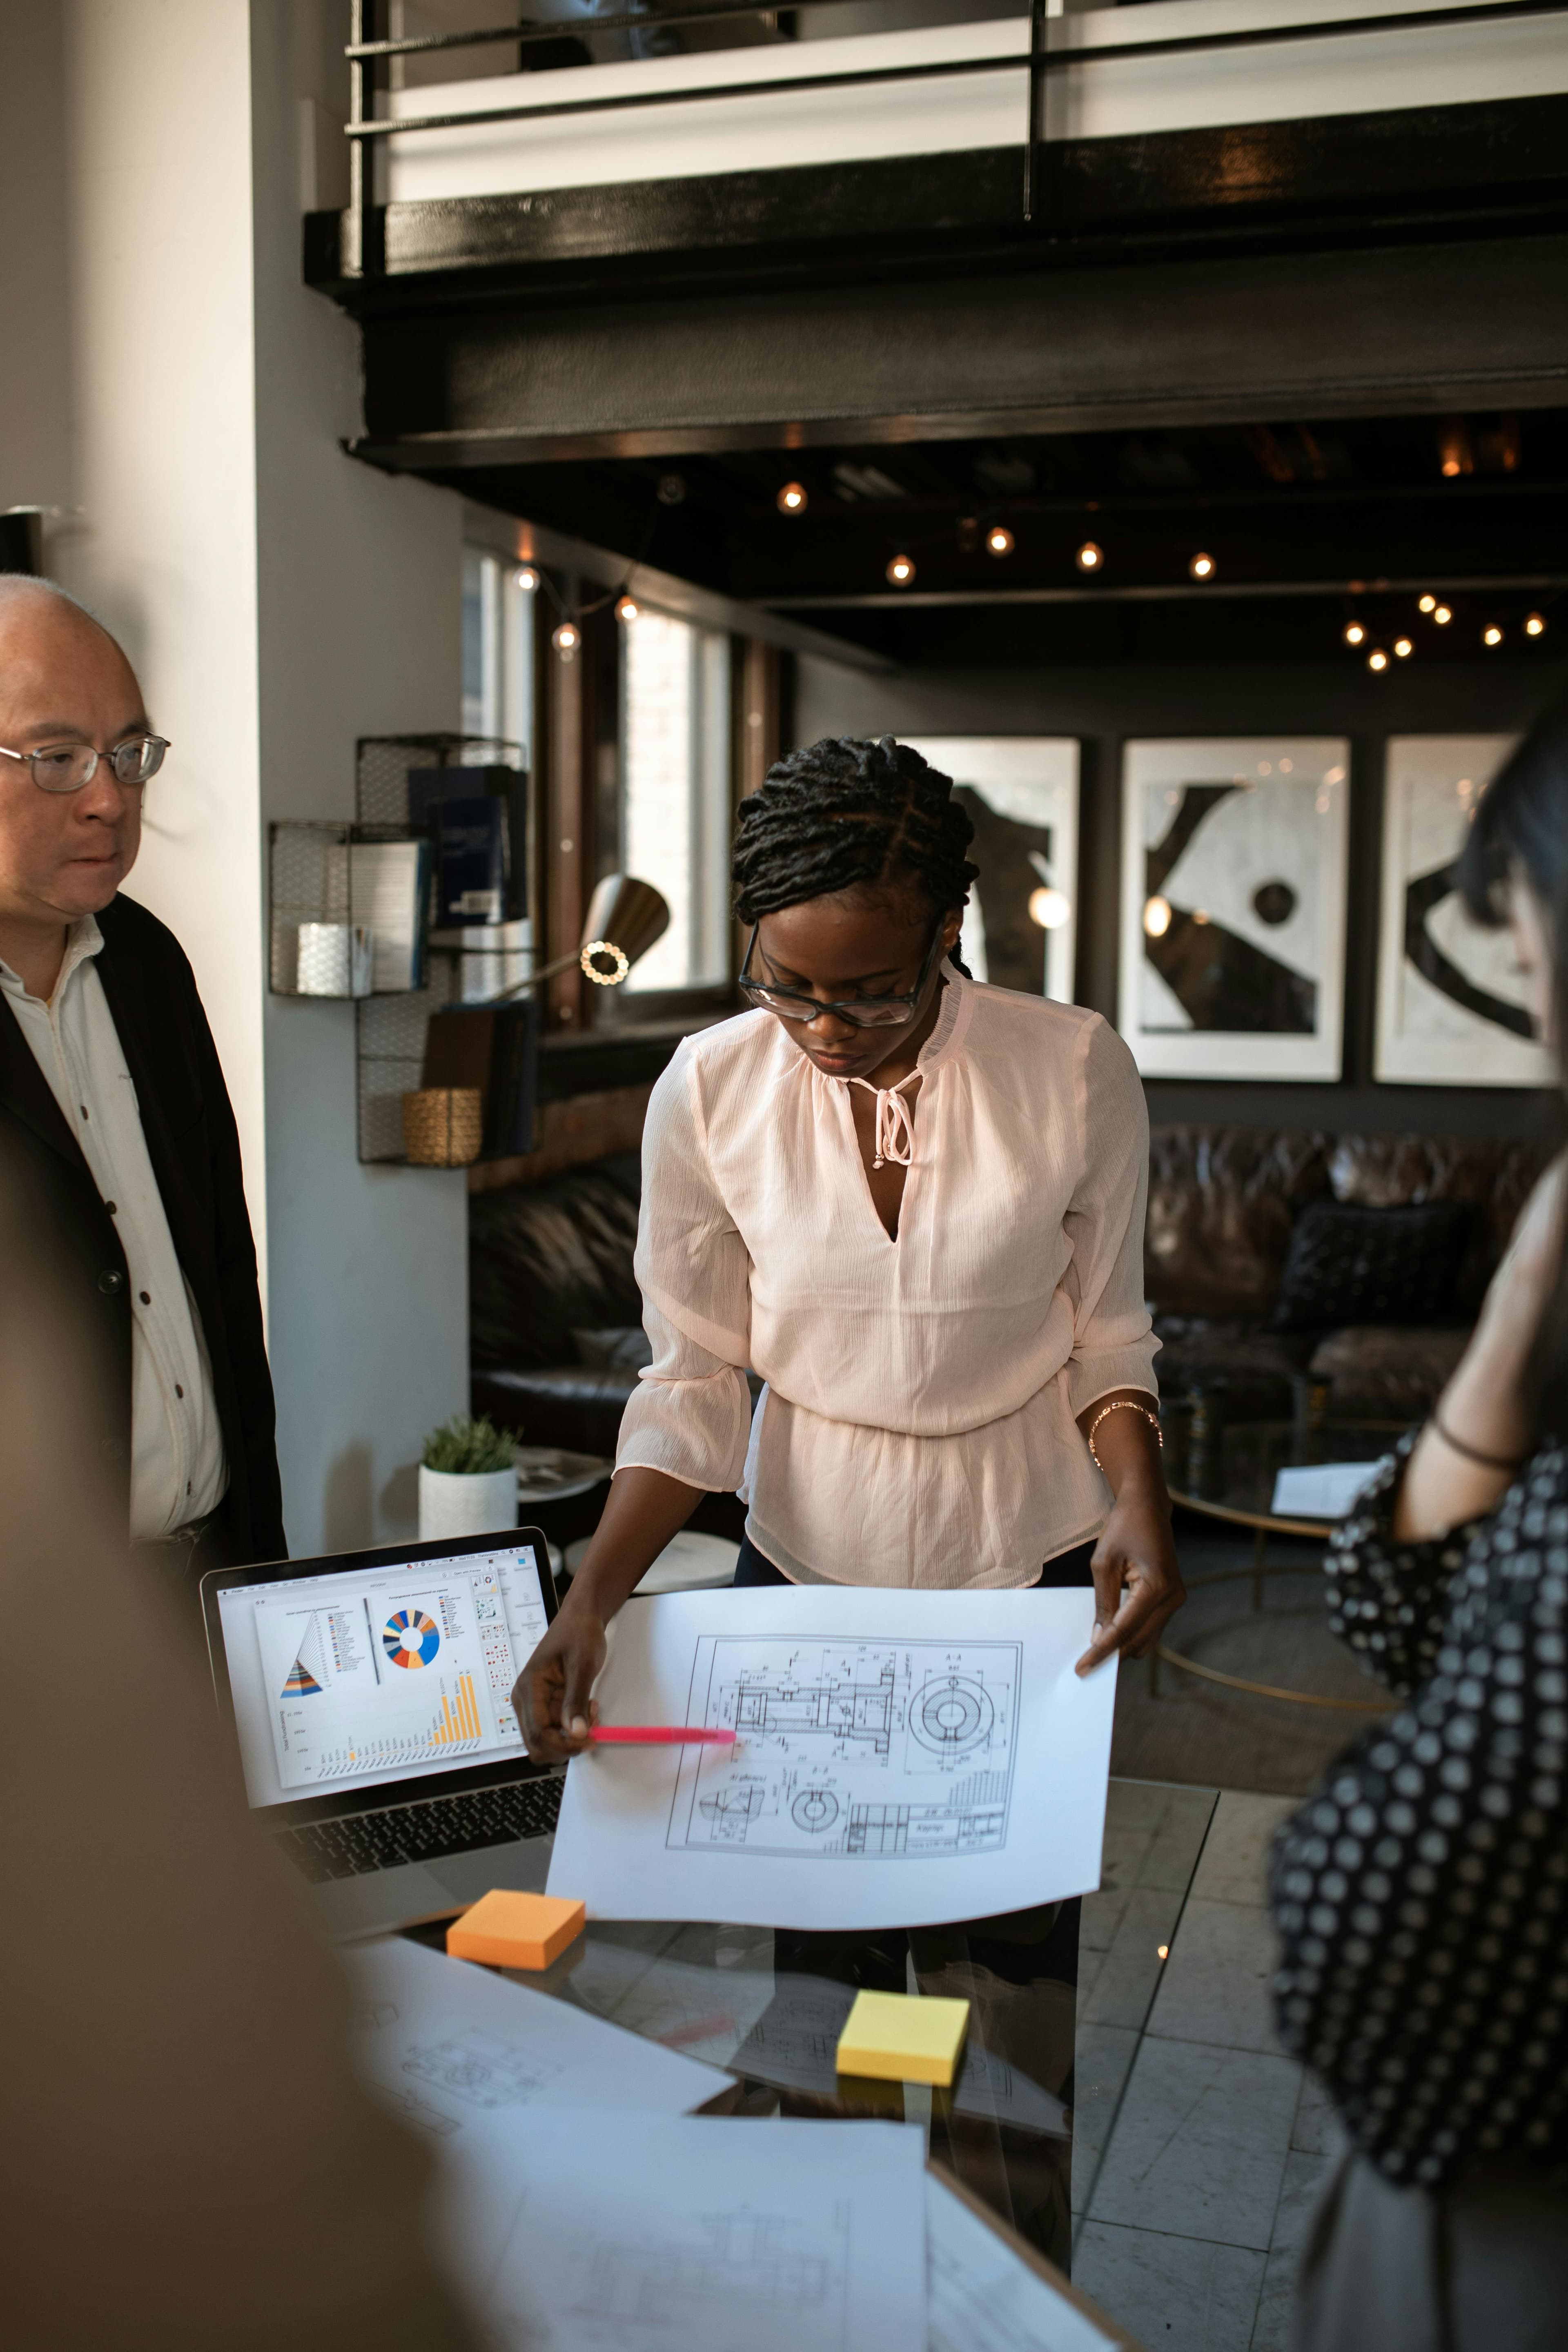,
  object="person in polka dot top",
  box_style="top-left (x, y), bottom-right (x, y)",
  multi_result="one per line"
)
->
top-left (1271, 697), bottom-right (1568, 2350)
